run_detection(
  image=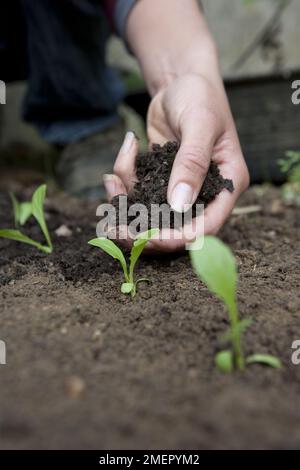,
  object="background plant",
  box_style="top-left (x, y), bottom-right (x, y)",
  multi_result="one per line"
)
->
top-left (88, 229), bottom-right (158, 298)
top-left (278, 151), bottom-right (300, 206)
top-left (190, 236), bottom-right (281, 373)
top-left (0, 184), bottom-right (53, 254)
